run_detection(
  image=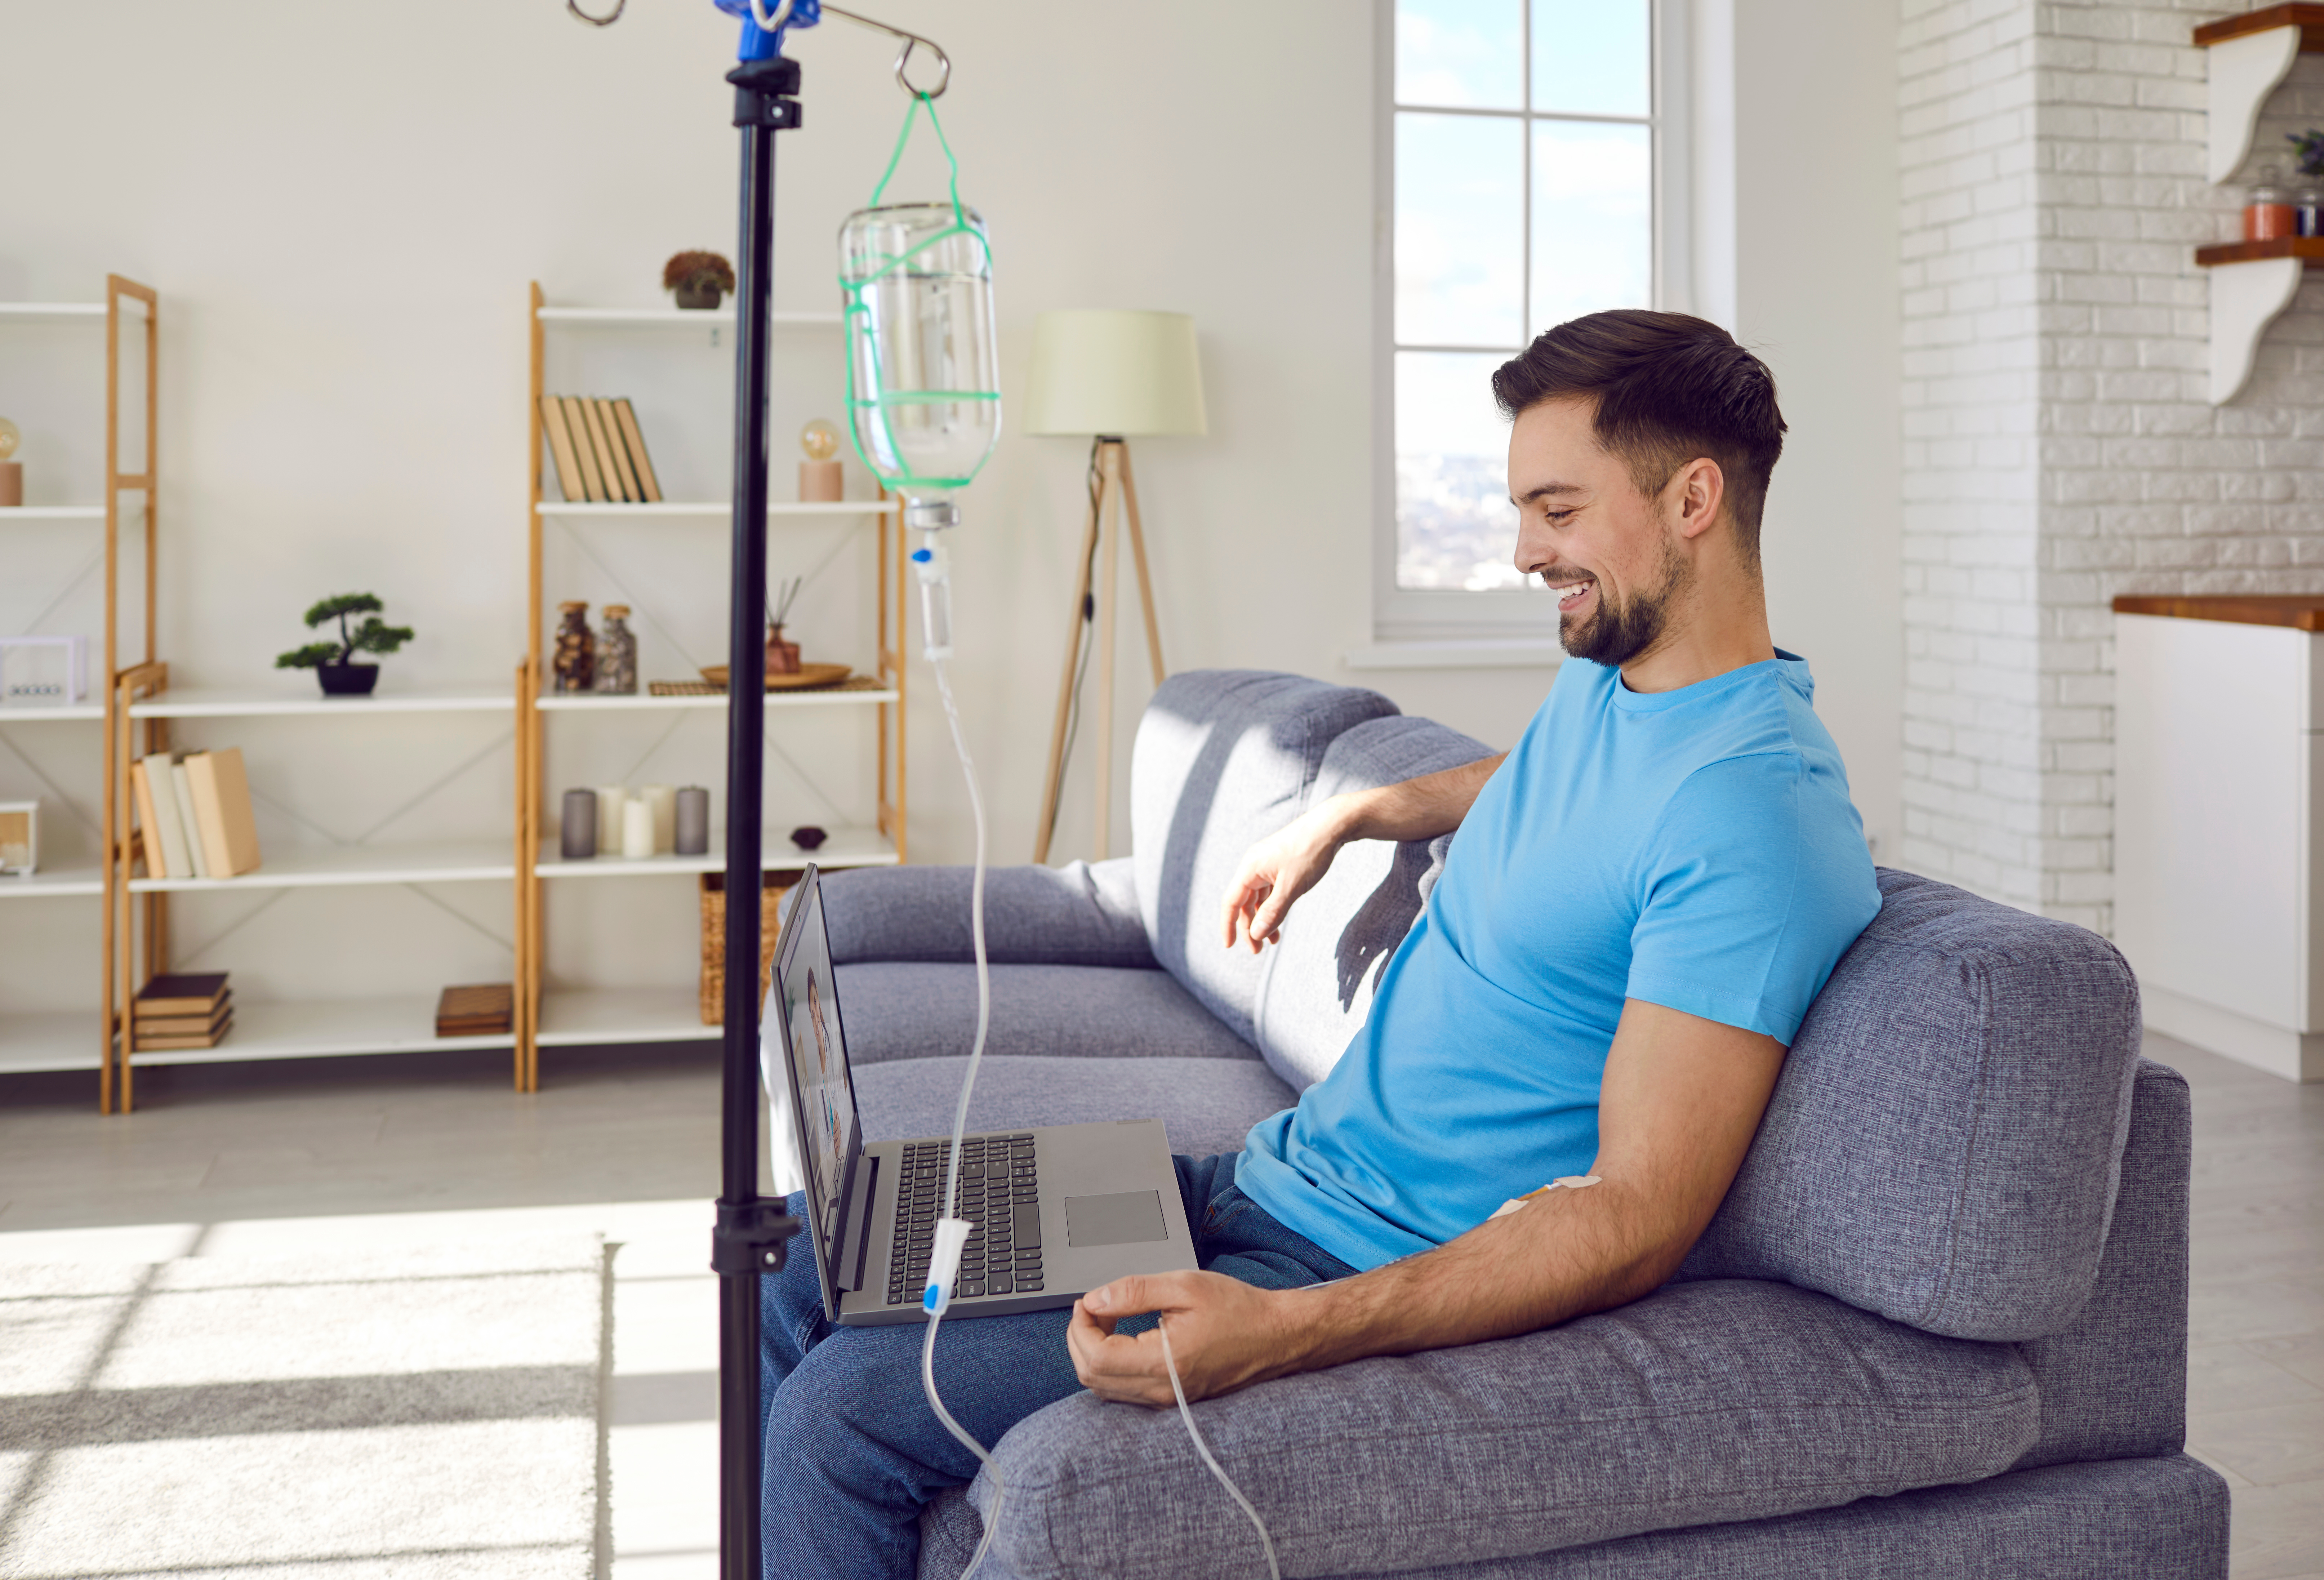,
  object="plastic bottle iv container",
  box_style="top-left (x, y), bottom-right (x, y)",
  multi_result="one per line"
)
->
top-left (838, 202), bottom-right (1001, 519)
